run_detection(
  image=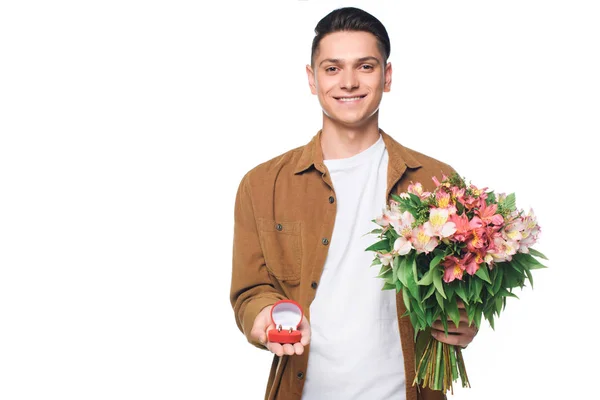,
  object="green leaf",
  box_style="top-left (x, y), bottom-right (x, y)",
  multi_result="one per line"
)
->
top-left (475, 265), bottom-right (492, 284)
top-left (524, 267), bottom-right (534, 289)
top-left (456, 200), bottom-right (465, 215)
top-left (494, 296), bottom-right (503, 316)
top-left (467, 304), bottom-right (476, 326)
top-left (408, 192), bottom-right (422, 205)
top-left (402, 288), bottom-right (411, 312)
top-left (446, 300), bottom-right (460, 329)
top-left (365, 239), bottom-right (389, 252)
top-left (446, 283), bottom-right (456, 301)
top-left (497, 287), bottom-right (519, 299)
top-left (432, 268), bottom-right (446, 299)
top-left (528, 248), bottom-right (548, 260)
top-left (364, 228), bottom-right (383, 237)
top-left (474, 306), bottom-right (483, 330)
top-left (391, 194), bottom-right (403, 203)
top-left (429, 253), bottom-right (444, 270)
top-left (472, 278), bottom-right (483, 302)
top-left (410, 253), bottom-right (419, 285)
top-left (376, 266), bottom-right (393, 280)
top-left (370, 257), bottom-right (382, 266)
top-left (406, 260), bottom-right (421, 303)
top-left (435, 291), bottom-right (445, 311)
top-left (504, 193), bottom-right (516, 211)
top-left (394, 257), bottom-right (403, 285)
top-left (514, 252), bottom-right (547, 270)
top-left (455, 282), bottom-right (469, 305)
top-left (417, 269), bottom-right (434, 285)
top-left (423, 284), bottom-right (436, 300)
top-left (381, 281), bottom-right (396, 290)
top-left (492, 267), bottom-right (504, 295)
